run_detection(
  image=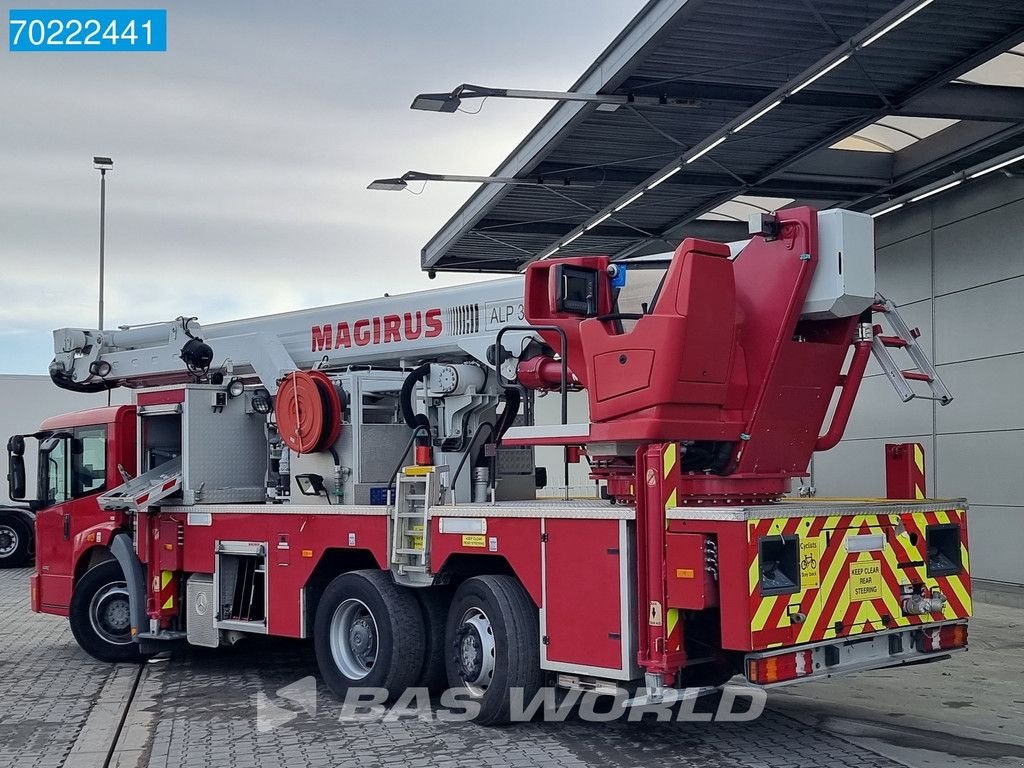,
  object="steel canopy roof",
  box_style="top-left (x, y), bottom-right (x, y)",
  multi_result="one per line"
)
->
top-left (421, 0), bottom-right (1024, 273)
